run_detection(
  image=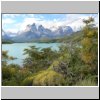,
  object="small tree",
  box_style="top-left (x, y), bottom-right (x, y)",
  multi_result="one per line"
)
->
top-left (81, 17), bottom-right (98, 76)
